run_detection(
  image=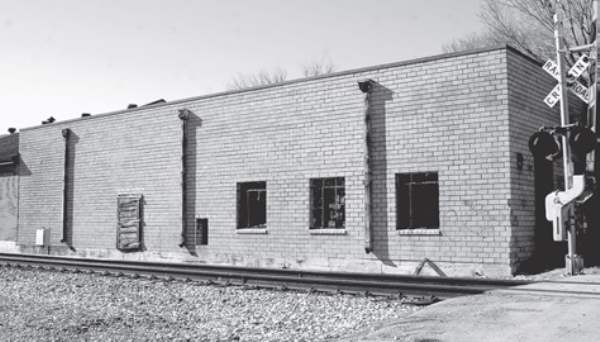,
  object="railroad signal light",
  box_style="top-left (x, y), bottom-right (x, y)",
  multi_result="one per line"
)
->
top-left (569, 126), bottom-right (596, 174)
top-left (569, 126), bottom-right (596, 155)
top-left (529, 131), bottom-right (560, 160)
